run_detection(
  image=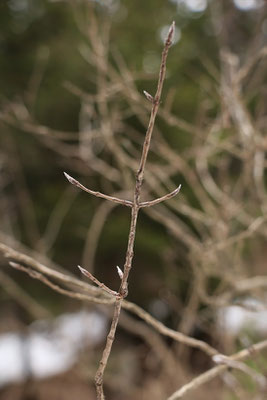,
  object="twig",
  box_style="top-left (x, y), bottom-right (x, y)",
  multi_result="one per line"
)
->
top-left (167, 340), bottom-right (267, 400)
top-left (9, 261), bottom-right (111, 305)
top-left (118, 310), bottom-right (185, 390)
top-left (205, 215), bottom-right (267, 253)
top-left (64, 172), bottom-right (133, 207)
top-left (119, 20), bottom-right (176, 297)
top-left (212, 354), bottom-right (266, 388)
top-left (94, 21), bottom-right (176, 399)
top-left (234, 275), bottom-right (267, 292)
top-left (0, 239), bottom-right (218, 356)
top-left (122, 301), bottom-right (217, 357)
top-left (0, 241), bottom-right (108, 298)
top-left (0, 268), bottom-right (50, 319)
top-left (41, 185), bottom-right (78, 253)
top-left (140, 184), bottom-right (181, 208)
top-left (81, 191), bottom-right (131, 273)
top-left (77, 265), bottom-right (118, 297)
